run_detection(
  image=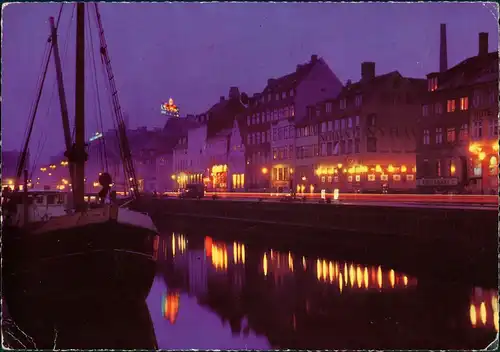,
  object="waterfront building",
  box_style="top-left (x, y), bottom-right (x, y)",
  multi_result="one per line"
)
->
top-left (270, 117), bottom-right (295, 190)
top-left (294, 115), bottom-right (319, 194)
top-left (242, 54), bottom-right (343, 189)
top-left (417, 26), bottom-right (499, 194)
top-left (307, 61), bottom-right (426, 193)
